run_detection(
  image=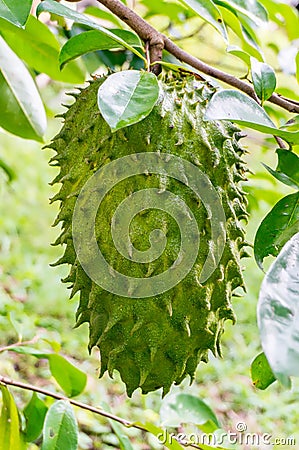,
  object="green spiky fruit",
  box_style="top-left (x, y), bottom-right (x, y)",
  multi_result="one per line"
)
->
top-left (50, 73), bottom-right (248, 396)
